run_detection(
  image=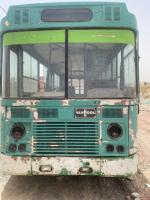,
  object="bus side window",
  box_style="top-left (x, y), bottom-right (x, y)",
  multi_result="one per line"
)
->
top-left (23, 51), bottom-right (38, 96)
top-left (123, 45), bottom-right (136, 96)
top-left (10, 50), bottom-right (18, 97)
top-left (39, 64), bottom-right (47, 92)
